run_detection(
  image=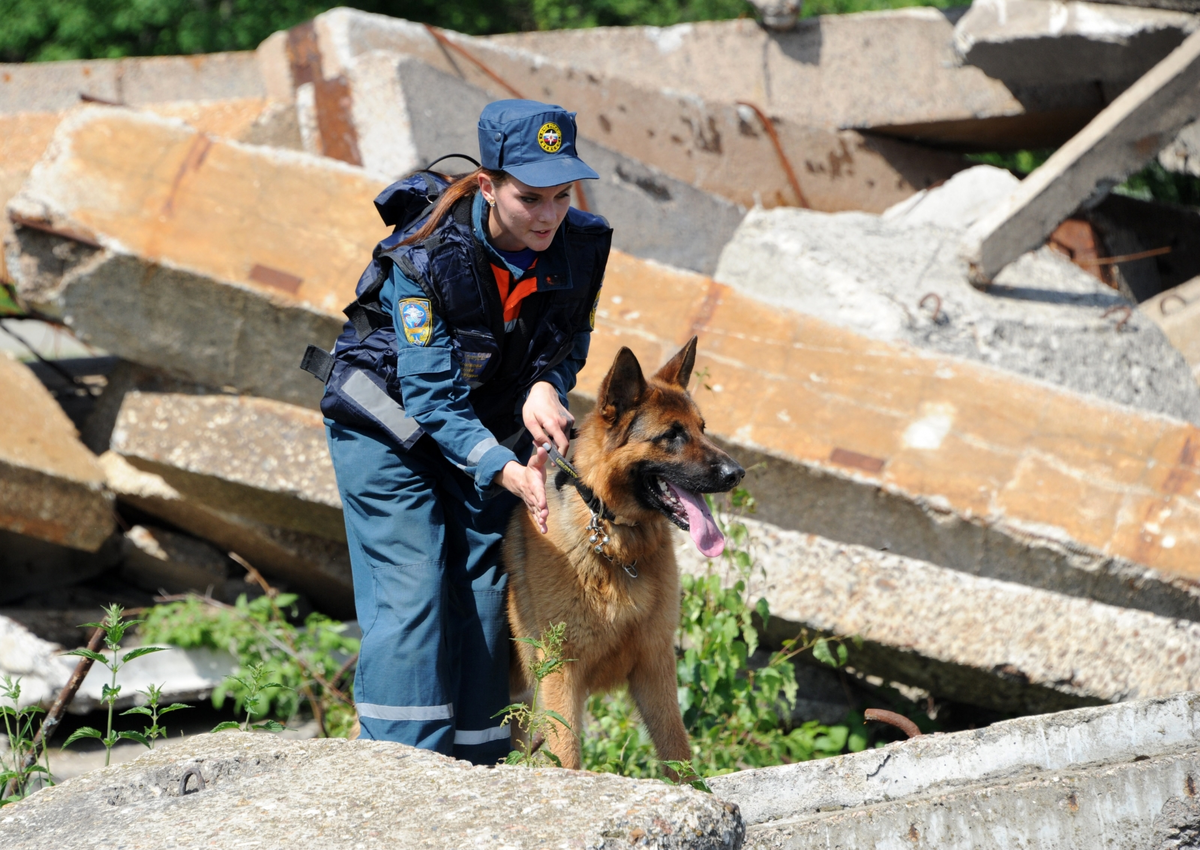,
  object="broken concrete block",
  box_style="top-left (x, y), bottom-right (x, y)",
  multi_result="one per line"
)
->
top-left (343, 50), bottom-right (746, 275)
top-left (714, 166), bottom-right (1200, 425)
top-left (680, 521), bottom-right (1200, 714)
top-left (110, 391), bottom-right (343, 543)
top-left (710, 692), bottom-right (1200, 849)
top-left (962, 28), bottom-right (1200, 285)
top-left (7, 106), bottom-right (388, 408)
top-left (100, 453), bottom-right (354, 620)
top-left (0, 529), bottom-right (121, 606)
top-left (577, 251), bottom-right (1200, 623)
top-left (0, 613), bottom-right (75, 708)
top-left (0, 734), bottom-right (744, 849)
top-left (286, 9), bottom-right (967, 214)
top-left (1144, 274), bottom-right (1200, 382)
top-left (487, 9), bottom-right (1112, 150)
top-left (0, 52), bottom-right (266, 115)
top-left (0, 351), bottom-right (112, 551)
top-left (120, 525), bottom-right (232, 597)
top-left (1160, 116), bottom-right (1200, 174)
top-left (954, 0), bottom-right (1198, 87)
